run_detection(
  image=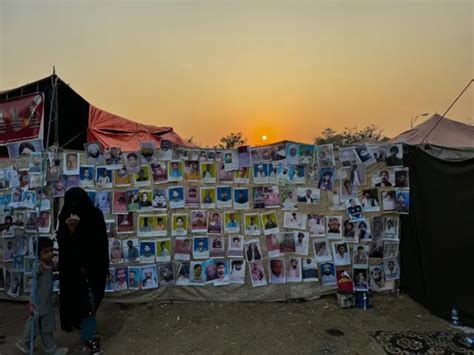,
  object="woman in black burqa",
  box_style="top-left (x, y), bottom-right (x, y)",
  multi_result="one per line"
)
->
top-left (57, 187), bottom-right (109, 353)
